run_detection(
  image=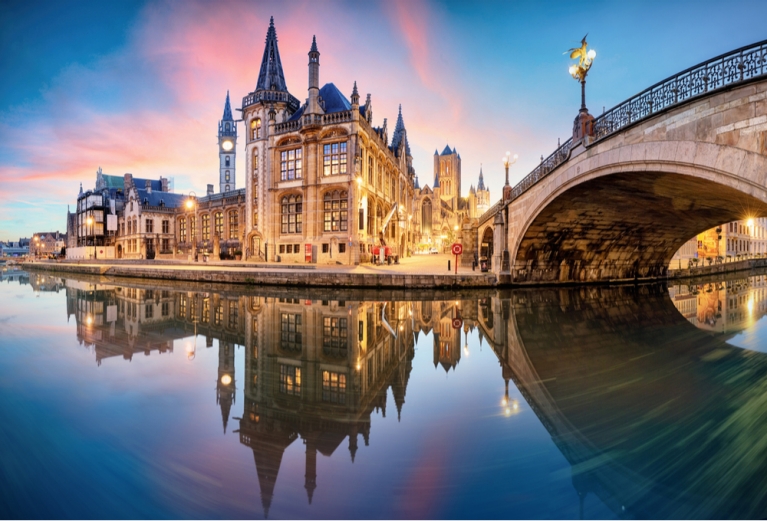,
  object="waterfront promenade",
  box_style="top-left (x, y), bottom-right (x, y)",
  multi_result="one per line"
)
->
top-left (22, 253), bottom-right (497, 289)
